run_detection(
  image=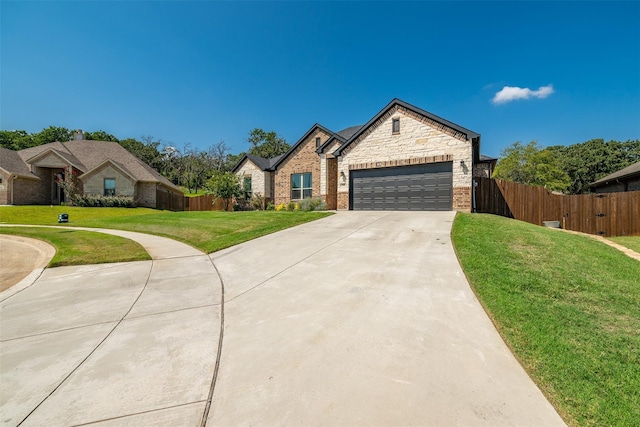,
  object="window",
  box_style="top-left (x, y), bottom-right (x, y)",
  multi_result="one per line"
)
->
top-left (315, 137), bottom-right (321, 148)
top-left (392, 118), bottom-right (400, 134)
top-left (244, 176), bottom-right (252, 197)
top-left (104, 178), bottom-right (116, 196)
top-left (291, 173), bottom-right (312, 200)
